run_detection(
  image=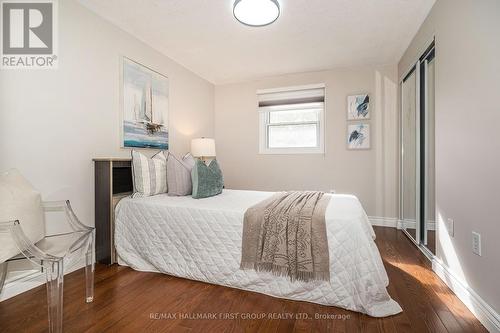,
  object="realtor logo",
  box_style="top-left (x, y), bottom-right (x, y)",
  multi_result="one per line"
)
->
top-left (1, 0), bottom-right (58, 69)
